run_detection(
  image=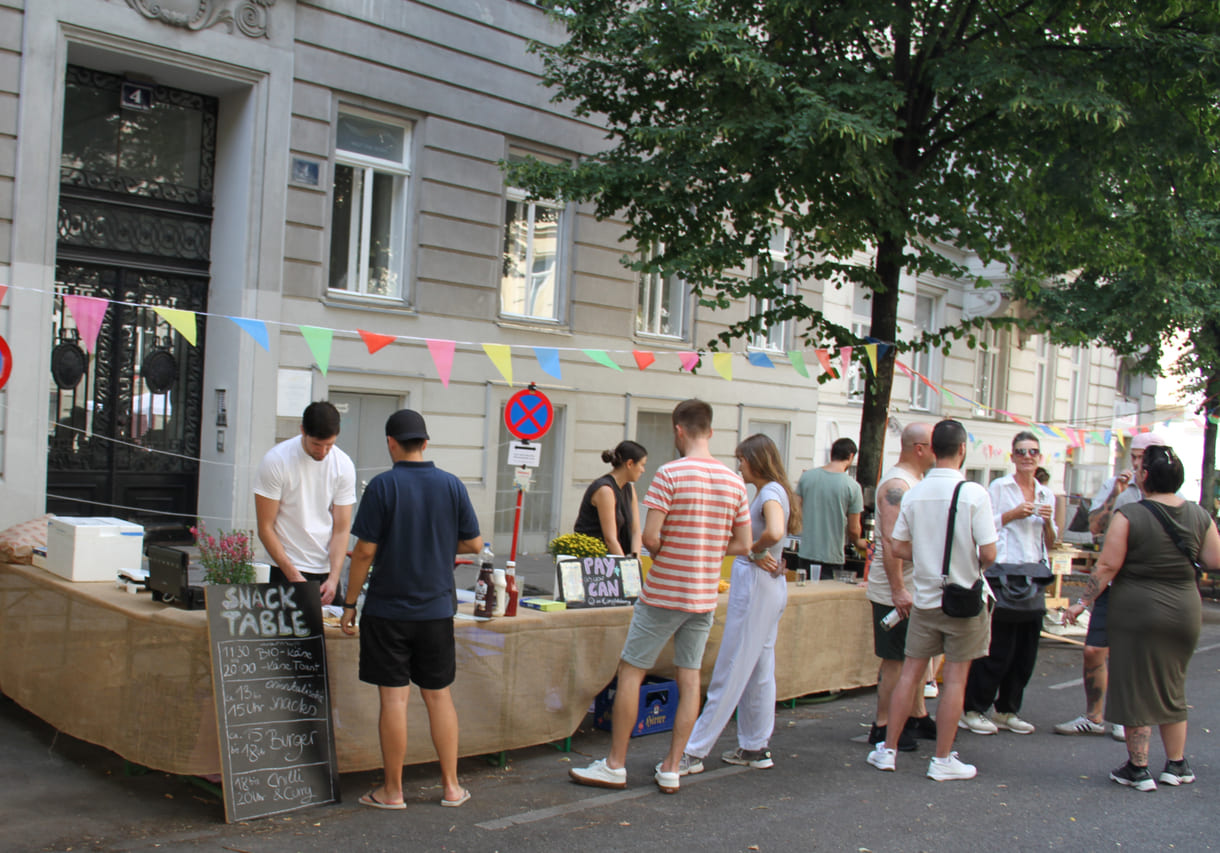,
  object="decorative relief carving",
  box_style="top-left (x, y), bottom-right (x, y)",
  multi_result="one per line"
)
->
top-left (124, 0), bottom-right (276, 39)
